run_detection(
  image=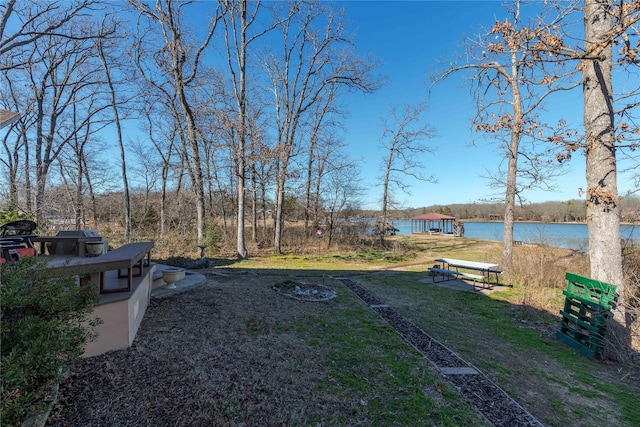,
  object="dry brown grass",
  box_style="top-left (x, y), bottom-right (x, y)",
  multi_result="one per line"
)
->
top-left (508, 243), bottom-right (590, 312)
